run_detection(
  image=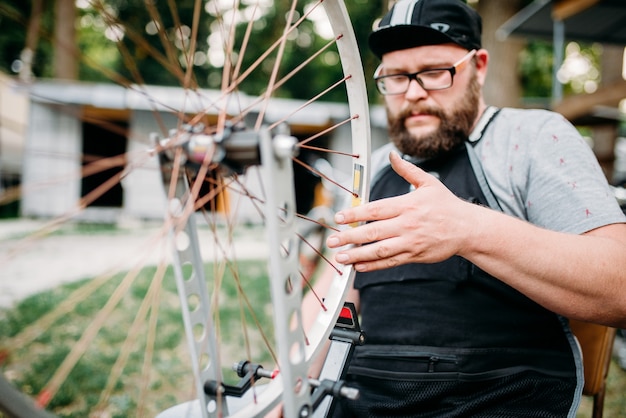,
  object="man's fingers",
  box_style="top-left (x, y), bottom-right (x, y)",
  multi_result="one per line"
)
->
top-left (333, 238), bottom-right (410, 270)
top-left (333, 197), bottom-right (399, 226)
top-left (327, 220), bottom-right (393, 248)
